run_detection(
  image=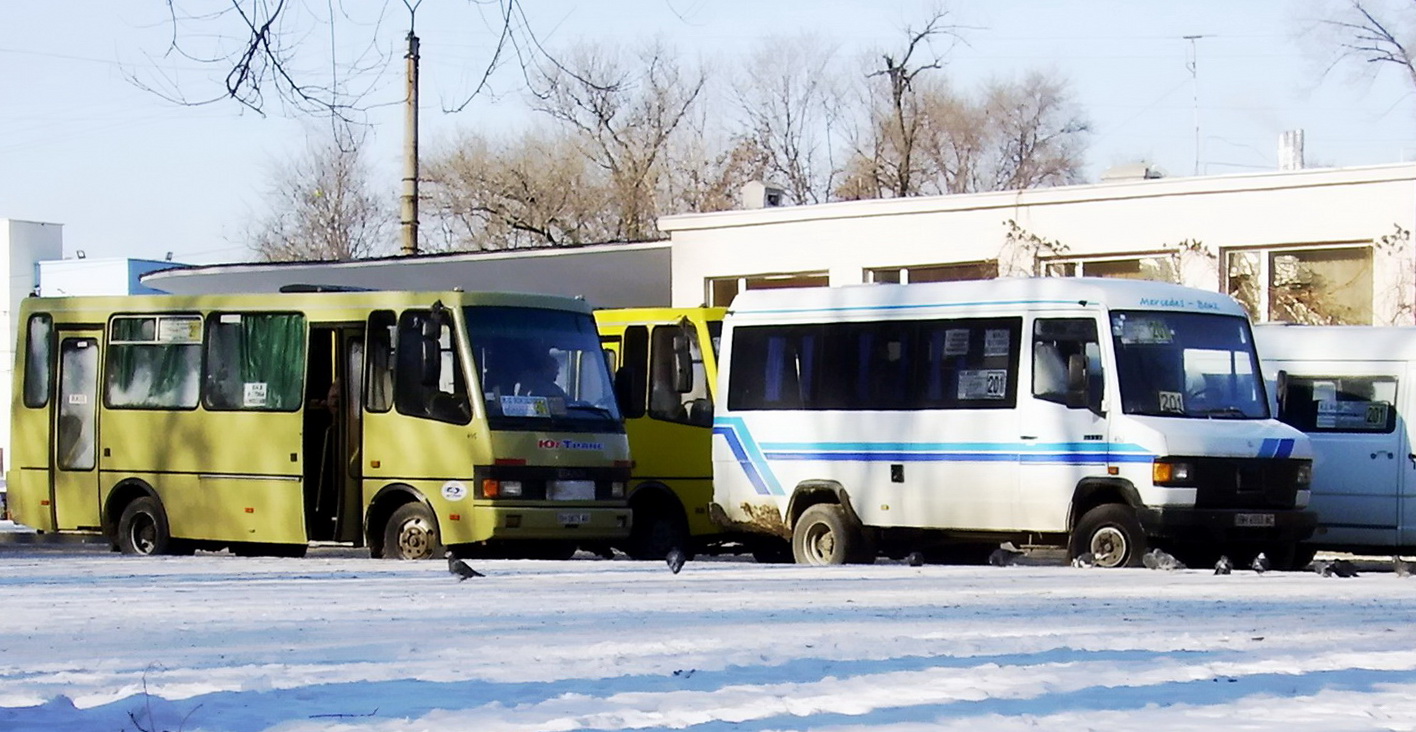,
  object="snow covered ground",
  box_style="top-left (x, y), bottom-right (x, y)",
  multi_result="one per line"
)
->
top-left (3, 537), bottom-right (1416, 732)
